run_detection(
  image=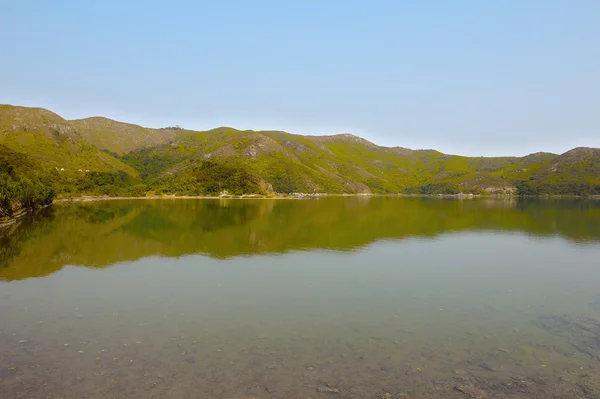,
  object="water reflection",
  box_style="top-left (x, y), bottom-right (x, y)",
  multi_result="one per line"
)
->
top-left (1, 197), bottom-right (600, 280)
